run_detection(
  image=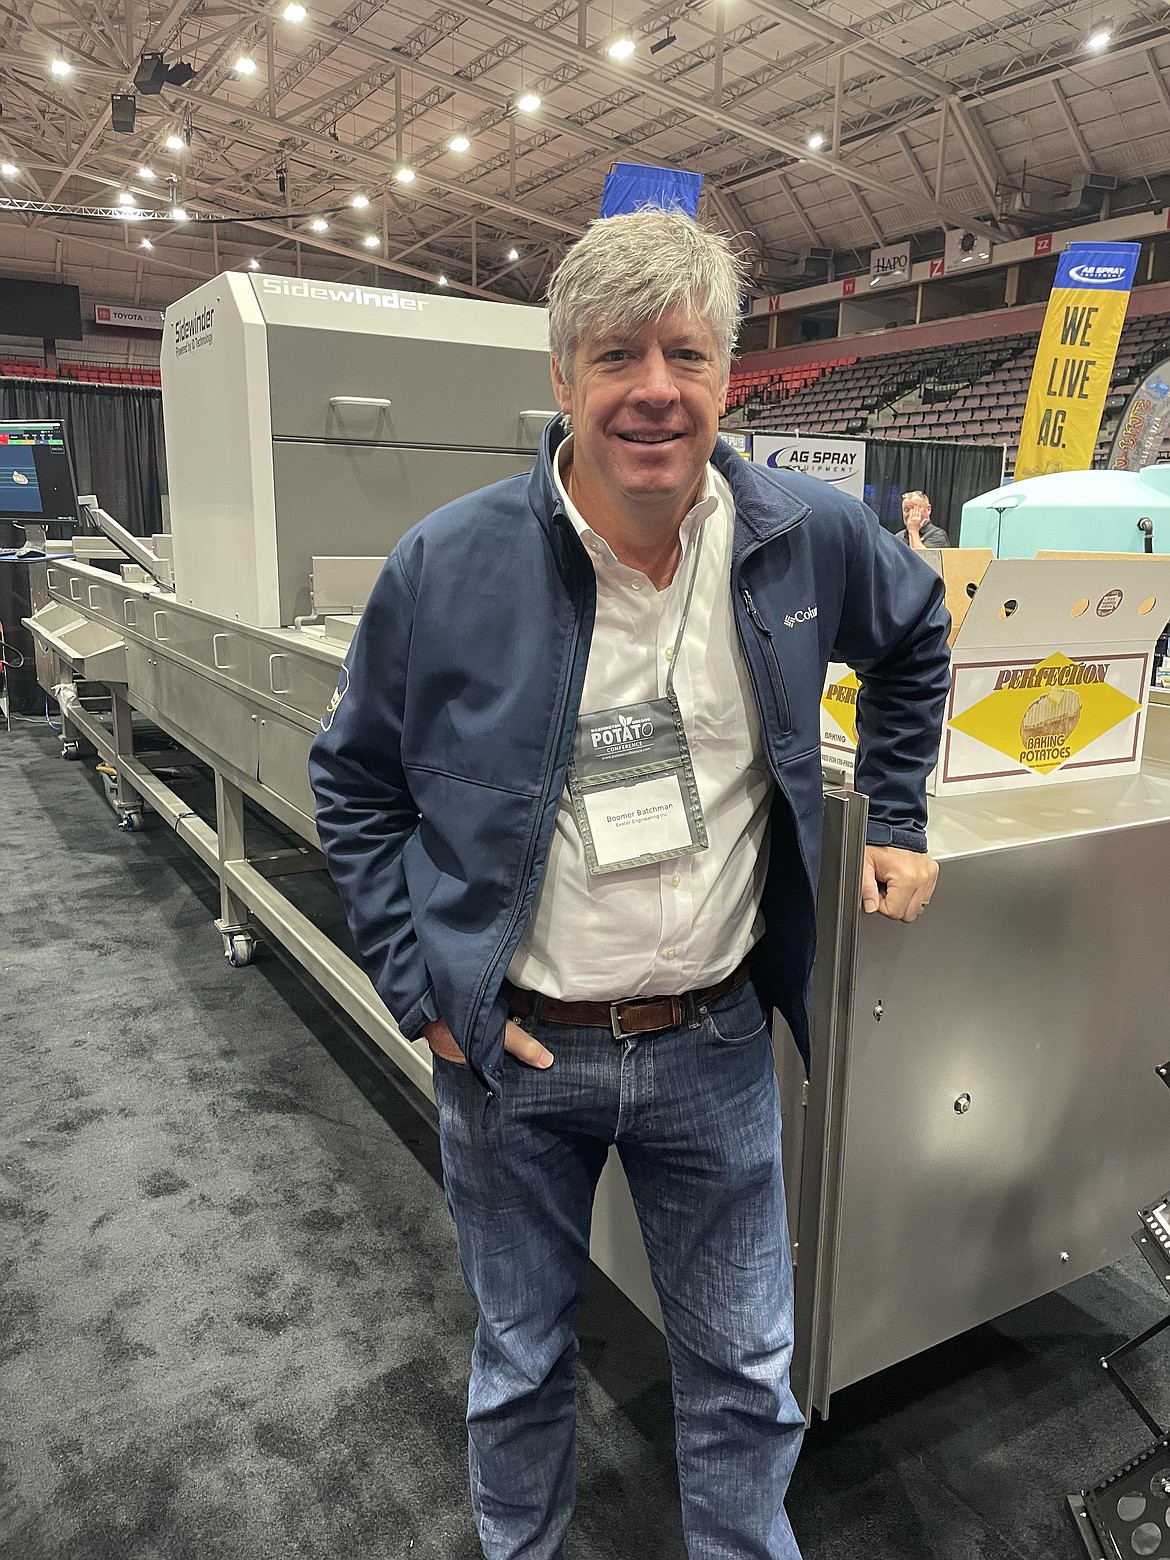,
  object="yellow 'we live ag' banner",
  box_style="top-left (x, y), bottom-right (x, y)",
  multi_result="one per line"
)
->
top-left (1015, 242), bottom-right (1140, 481)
